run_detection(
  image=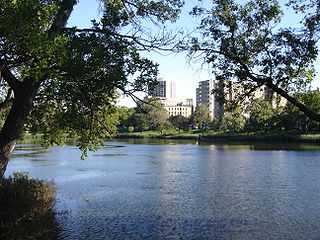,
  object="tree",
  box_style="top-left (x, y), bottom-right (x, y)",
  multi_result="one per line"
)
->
top-left (117, 107), bottom-right (135, 129)
top-left (247, 98), bottom-right (283, 130)
top-left (280, 91), bottom-right (320, 132)
top-left (128, 126), bottom-right (134, 133)
top-left (141, 100), bottom-right (169, 134)
top-left (169, 115), bottom-right (190, 133)
top-left (130, 112), bottom-right (149, 132)
top-left (193, 104), bottom-right (211, 131)
top-left (287, 0), bottom-right (320, 30)
top-left (188, 0), bottom-right (320, 123)
top-left (0, 0), bottom-right (183, 177)
top-left (220, 106), bottom-right (246, 132)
